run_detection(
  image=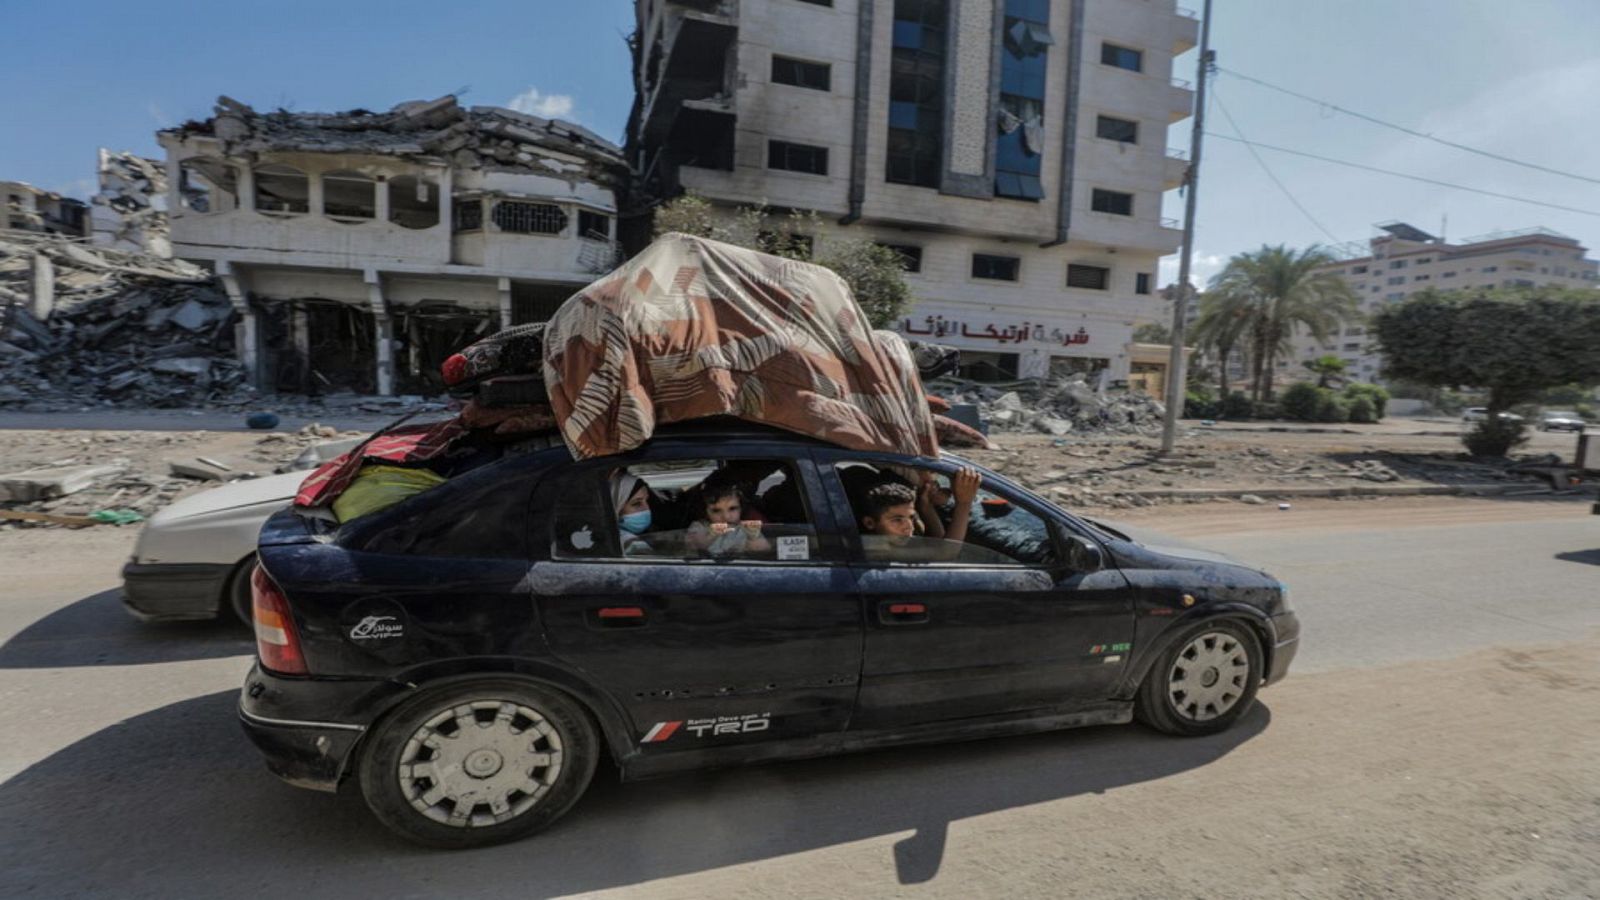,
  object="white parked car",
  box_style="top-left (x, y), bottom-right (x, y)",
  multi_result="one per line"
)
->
top-left (121, 438), bottom-right (361, 623)
top-left (1539, 410), bottom-right (1586, 433)
top-left (1461, 407), bottom-right (1524, 424)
